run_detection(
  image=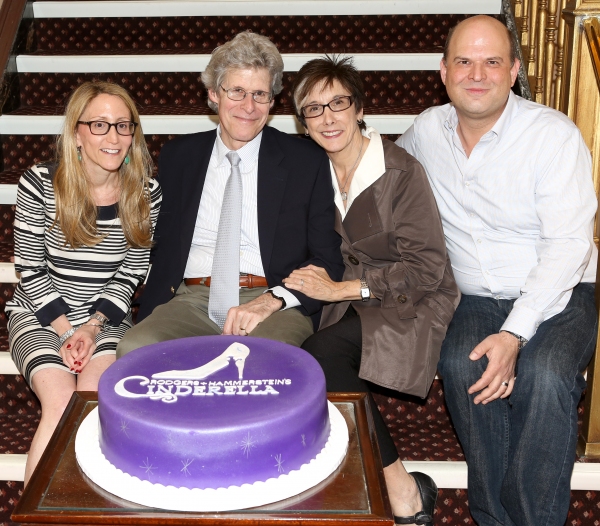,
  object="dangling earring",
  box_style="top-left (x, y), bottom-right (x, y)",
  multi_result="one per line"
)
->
top-left (77, 146), bottom-right (82, 161)
top-left (304, 130), bottom-right (309, 136)
top-left (124, 154), bottom-right (130, 165)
